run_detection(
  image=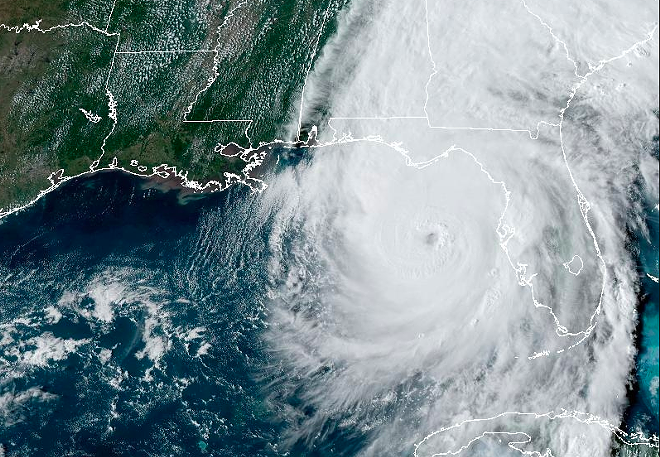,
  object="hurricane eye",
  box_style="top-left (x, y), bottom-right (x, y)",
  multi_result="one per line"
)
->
top-left (424, 231), bottom-right (439, 246)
